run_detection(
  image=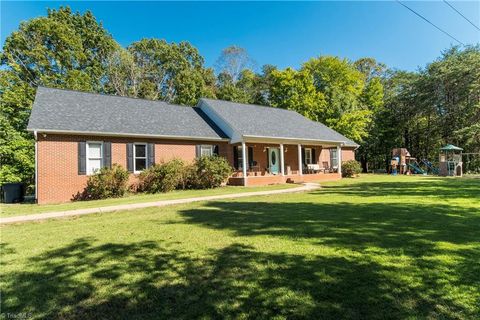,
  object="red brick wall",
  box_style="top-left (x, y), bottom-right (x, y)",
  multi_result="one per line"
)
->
top-left (36, 134), bottom-right (357, 203)
top-left (36, 134), bottom-right (229, 204)
top-left (342, 147), bottom-right (356, 162)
